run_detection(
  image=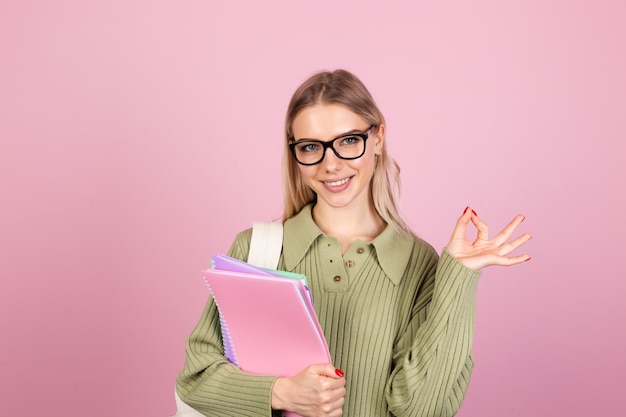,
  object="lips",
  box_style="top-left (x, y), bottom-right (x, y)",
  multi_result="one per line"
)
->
top-left (324, 177), bottom-right (351, 187)
top-left (320, 176), bottom-right (354, 192)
